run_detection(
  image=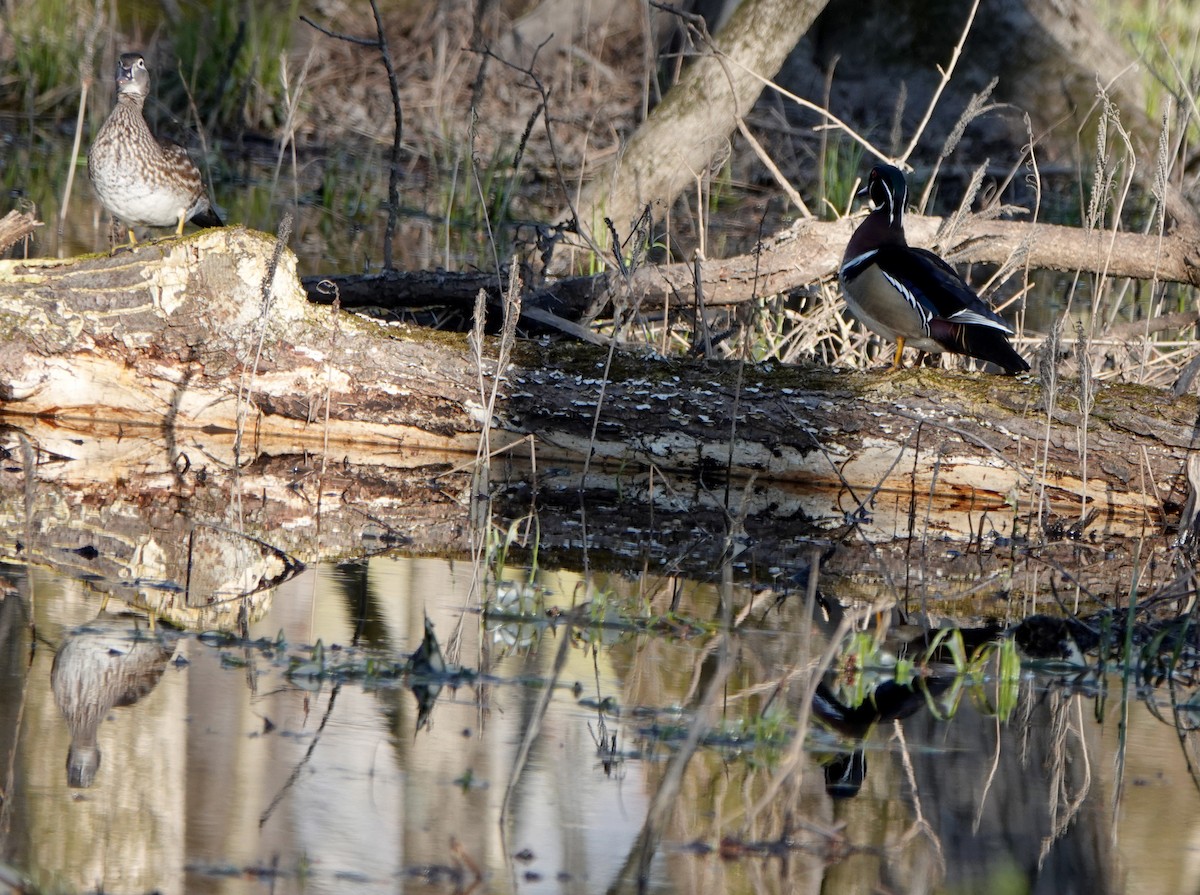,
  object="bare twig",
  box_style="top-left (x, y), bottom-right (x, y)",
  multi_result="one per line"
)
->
top-left (59, 0), bottom-right (105, 240)
top-left (302, 1), bottom-right (403, 269)
top-left (896, 0), bottom-right (981, 166)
